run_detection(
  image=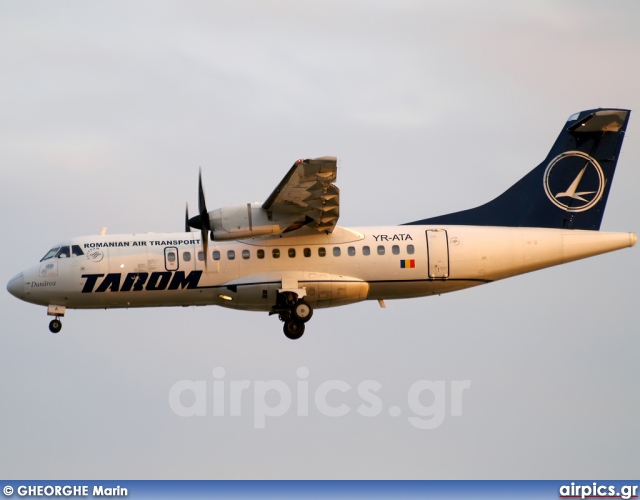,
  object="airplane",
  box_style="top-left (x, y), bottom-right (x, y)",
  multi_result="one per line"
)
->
top-left (6, 108), bottom-right (637, 340)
